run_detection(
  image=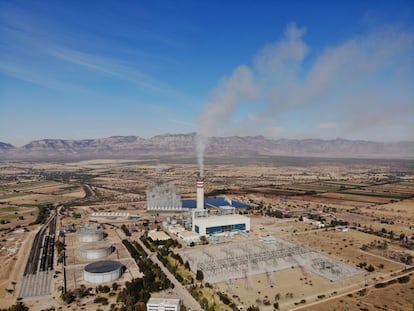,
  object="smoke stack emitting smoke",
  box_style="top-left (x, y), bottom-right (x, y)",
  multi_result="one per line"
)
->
top-left (196, 24), bottom-right (307, 177)
top-left (196, 65), bottom-right (259, 177)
